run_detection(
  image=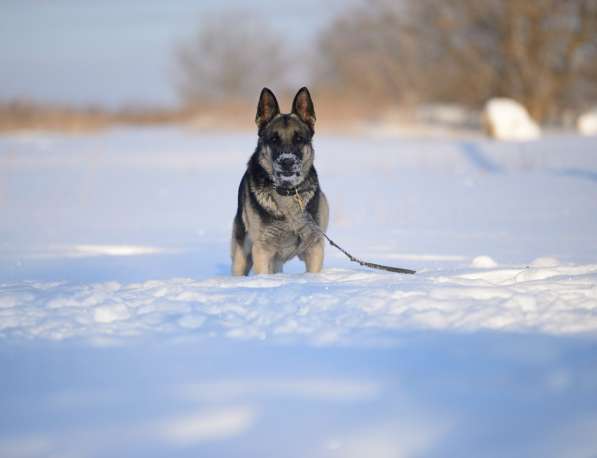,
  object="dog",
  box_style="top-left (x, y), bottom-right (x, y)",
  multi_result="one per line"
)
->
top-left (231, 87), bottom-right (329, 275)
